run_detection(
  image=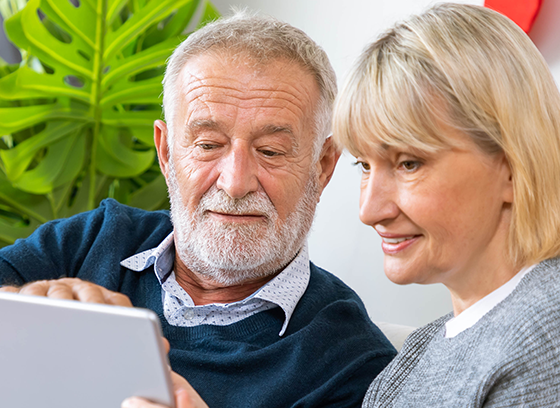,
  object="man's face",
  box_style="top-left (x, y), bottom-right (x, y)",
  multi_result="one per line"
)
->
top-left (157, 53), bottom-right (328, 284)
